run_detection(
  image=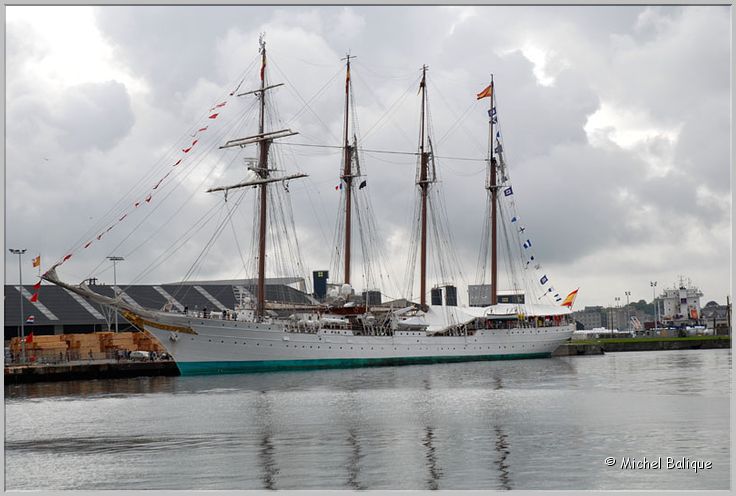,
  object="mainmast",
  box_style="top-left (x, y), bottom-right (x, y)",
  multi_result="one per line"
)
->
top-left (486, 76), bottom-right (498, 306)
top-left (341, 53), bottom-right (355, 285)
top-left (418, 65), bottom-right (430, 308)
